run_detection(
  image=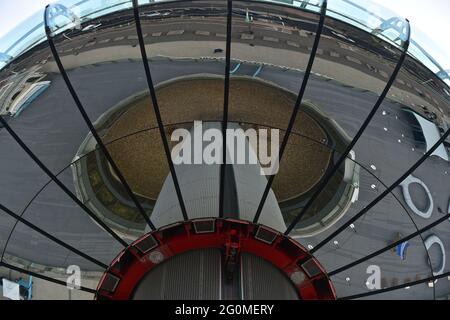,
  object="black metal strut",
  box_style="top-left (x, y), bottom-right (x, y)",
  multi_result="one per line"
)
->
top-left (0, 203), bottom-right (108, 269)
top-left (219, 0), bottom-right (233, 218)
top-left (0, 115), bottom-right (127, 247)
top-left (253, 0), bottom-right (328, 224)
top-left (310, 127), bottom-right (450, 254)
top-left (328, 211), bottom-right (450, 277)
top-left (339, 269), bottom-right (450, 300)
top-left (44, 5), bottom-right (155, 231)
top-left (0, 261), bottom-right (97, 294)
top-left (285, 20), bottom-right (411, 235)
top-left (132, 0), bottom-right (188, 221)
